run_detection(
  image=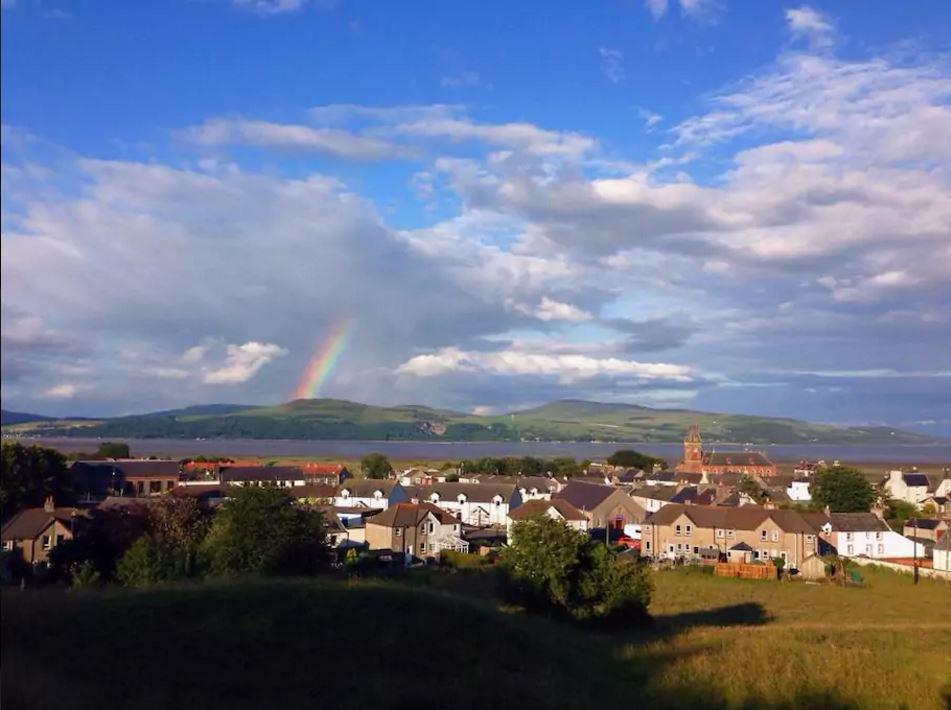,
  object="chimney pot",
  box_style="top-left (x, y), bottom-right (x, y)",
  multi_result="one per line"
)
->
top-left (44, 495), bottom-right (55, 512)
